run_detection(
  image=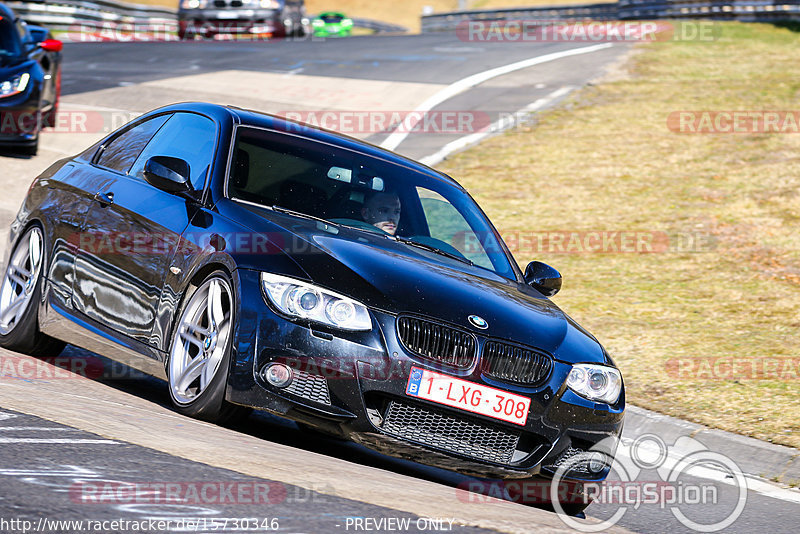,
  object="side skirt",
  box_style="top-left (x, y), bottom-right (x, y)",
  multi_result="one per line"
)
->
top-left (39, 279), bottom-right (168, 380)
